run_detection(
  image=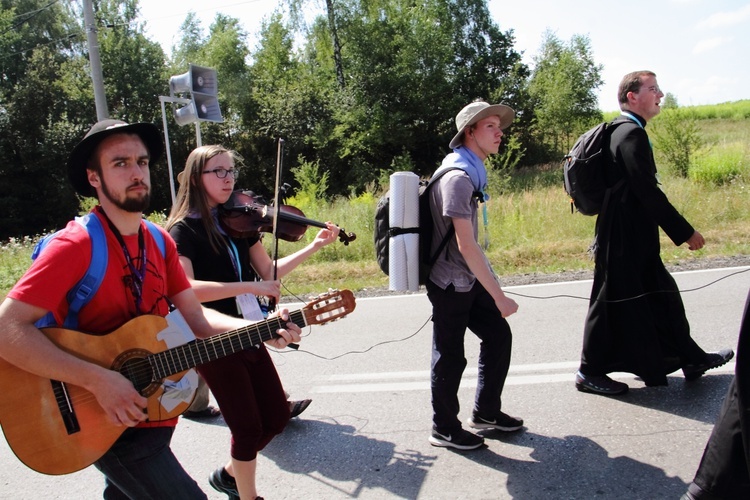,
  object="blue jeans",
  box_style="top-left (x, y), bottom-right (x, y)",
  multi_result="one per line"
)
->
top-left (94, 427), bottom-right (206, 500)
top-left (426, 280), bottom-right (513, 432)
